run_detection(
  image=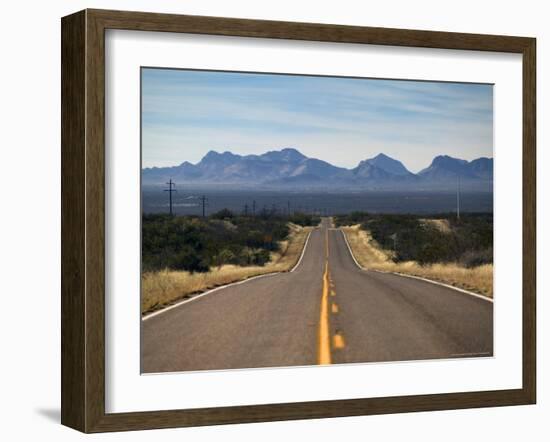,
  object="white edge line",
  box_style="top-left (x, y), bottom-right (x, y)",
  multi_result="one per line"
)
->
top-left (339, 228), bottom-right (493, 304)
top-left (340, 229), bottom-right (364, 270)
top-left (386, 272), bottom-right (494, 303)
top-left (142, 271), bottom-right (280, 321)
top-left (290, 230), bottom-right (312, 273)
top-left (143, 229), bottom-right (313, 321)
